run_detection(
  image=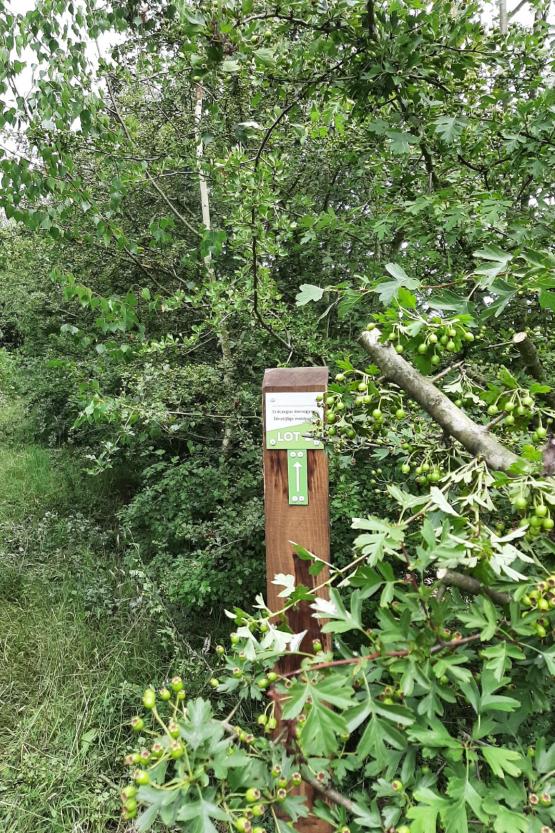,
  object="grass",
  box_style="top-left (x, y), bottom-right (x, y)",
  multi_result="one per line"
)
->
top-left (0, 359), bottom-right (201, 832)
